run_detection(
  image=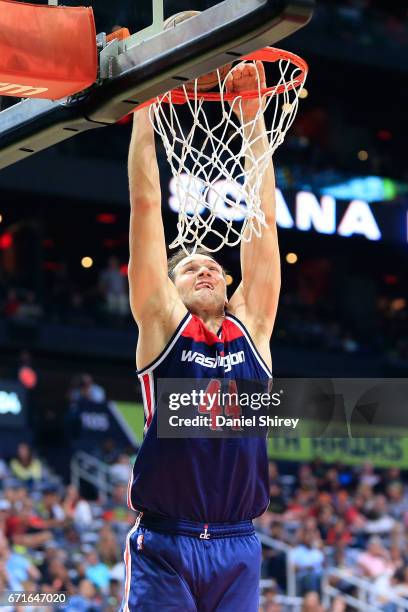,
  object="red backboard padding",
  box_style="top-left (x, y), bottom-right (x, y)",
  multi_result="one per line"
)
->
top-left (0, 0), bottom-right (97, 99)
